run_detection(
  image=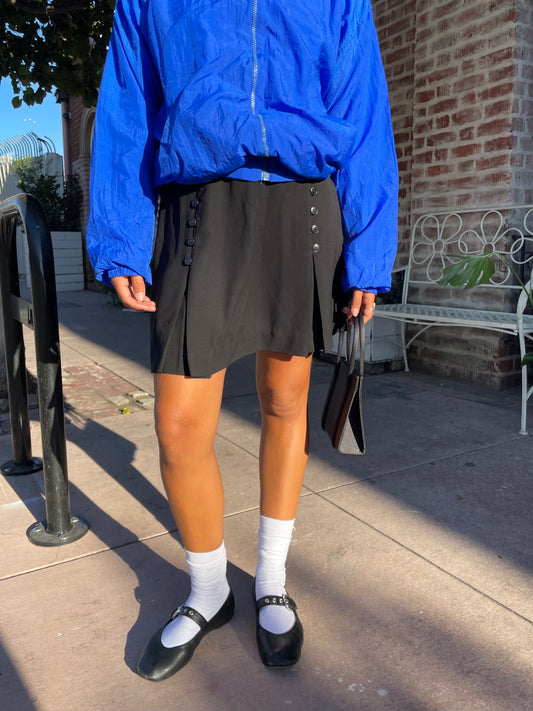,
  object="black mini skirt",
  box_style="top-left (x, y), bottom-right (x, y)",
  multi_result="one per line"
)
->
top-left (150, 177), bottom-right (344, 377)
